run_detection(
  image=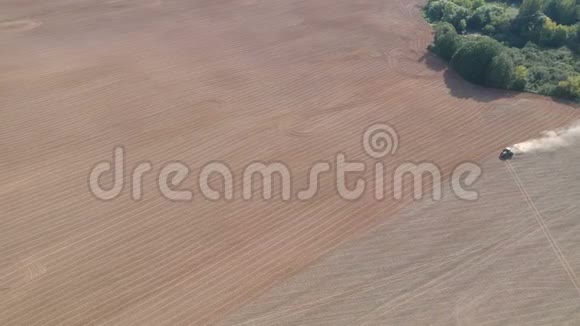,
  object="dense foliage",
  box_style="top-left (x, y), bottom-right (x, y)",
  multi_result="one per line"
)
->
top-left (425, 0), bottom-right (580, 100)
